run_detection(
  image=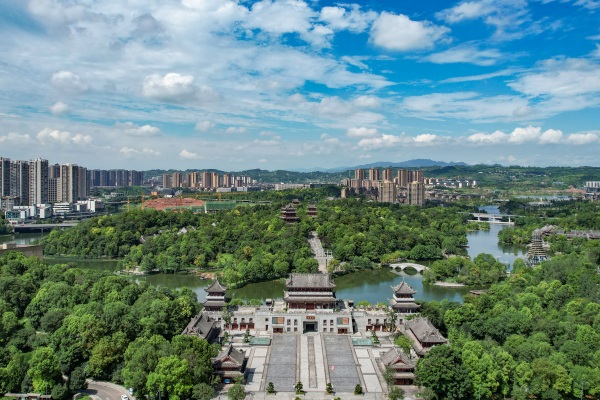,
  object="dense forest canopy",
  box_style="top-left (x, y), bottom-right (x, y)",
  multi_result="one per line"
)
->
top-left (0, 252), bottom-right (217, 400)
top-left (416, 247), bottom-right (600, 399)
top-left (40, 199), bottom-right (476, 287)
